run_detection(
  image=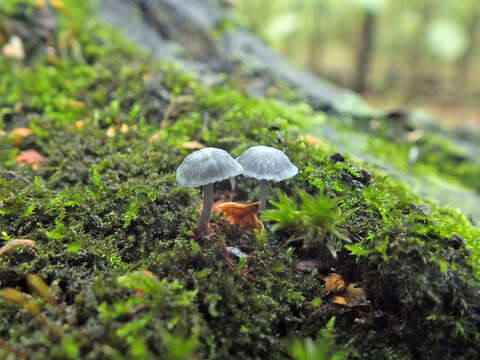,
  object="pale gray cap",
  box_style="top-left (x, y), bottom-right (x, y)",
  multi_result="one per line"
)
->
top-left (176, 147), bottom-right (243, 187)
top-left (236, 146), bottom-right (298, 182)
